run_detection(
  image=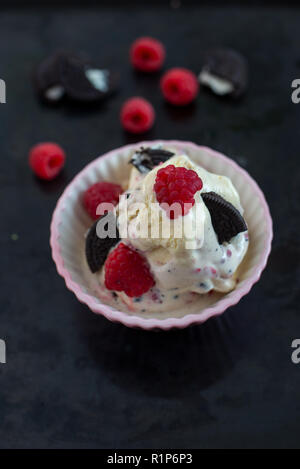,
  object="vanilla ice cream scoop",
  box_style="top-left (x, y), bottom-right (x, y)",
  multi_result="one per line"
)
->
top-left (94, 145), bottom-right (249, 313)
